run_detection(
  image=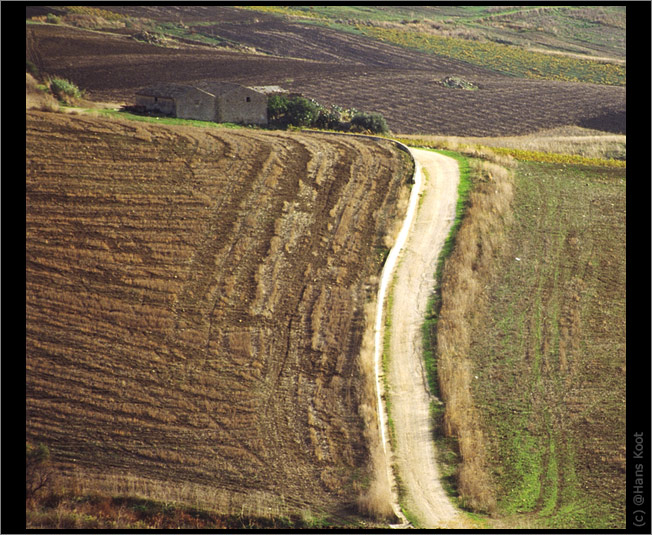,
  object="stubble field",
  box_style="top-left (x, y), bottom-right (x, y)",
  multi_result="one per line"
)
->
top-left (26, 110), bottom-right (412, 522)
